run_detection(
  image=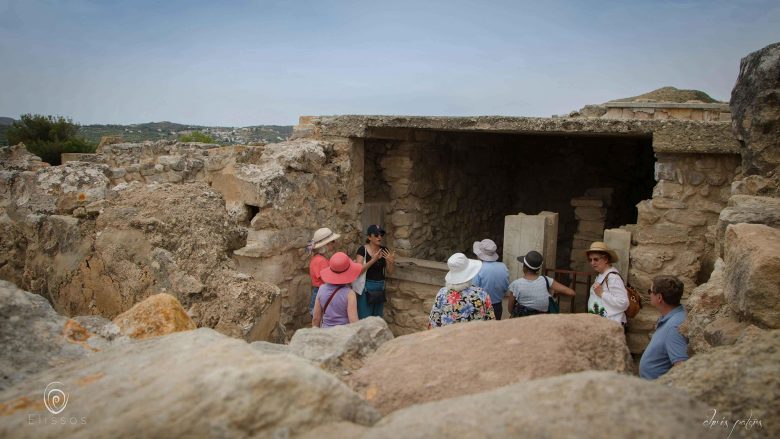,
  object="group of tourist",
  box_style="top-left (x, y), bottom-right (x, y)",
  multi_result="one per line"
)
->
top-left (307, 227), bottom-right (688, 380)
top-left (307, 224), bottom-right (394, 329)
top-left (428, 238), bottom-right (575, 327)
